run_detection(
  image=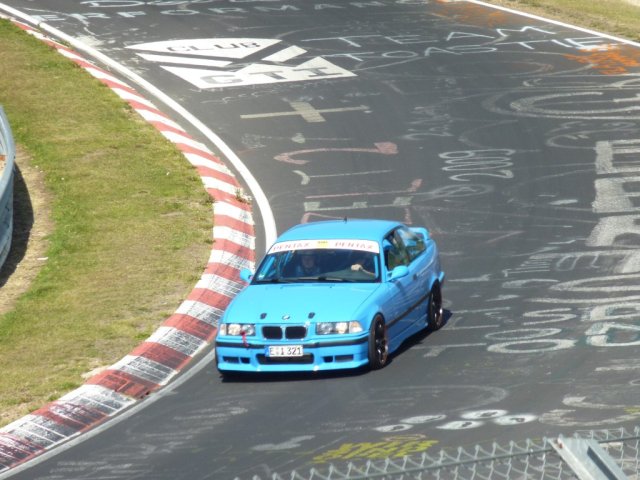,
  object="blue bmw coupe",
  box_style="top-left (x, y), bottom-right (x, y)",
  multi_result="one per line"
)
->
top-left (215, 219), bottom-right (445, 374)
